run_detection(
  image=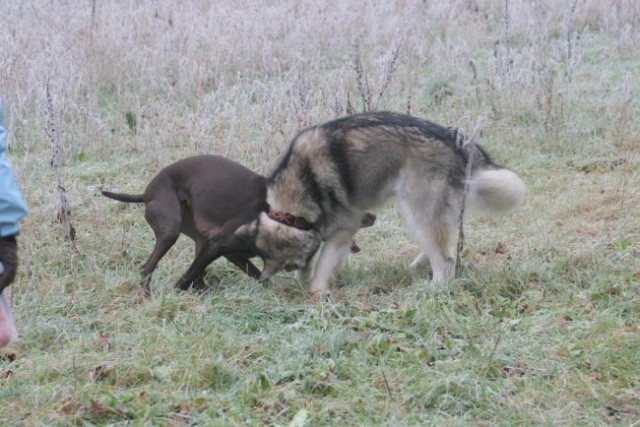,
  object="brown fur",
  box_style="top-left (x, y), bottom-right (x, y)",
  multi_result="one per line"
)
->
top-left (103, 155), bottom-right (267, 295)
